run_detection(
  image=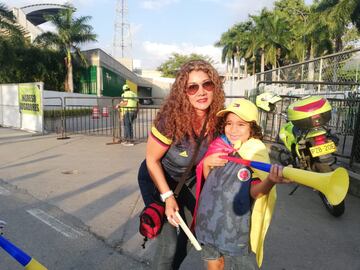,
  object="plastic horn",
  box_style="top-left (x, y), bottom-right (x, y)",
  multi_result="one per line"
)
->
top-left (220, 155), bottom-right (349, 206)
top-left (0, 235), bottom-right (48, 270)
top-left (174, 212), bottom-right (202, 251)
